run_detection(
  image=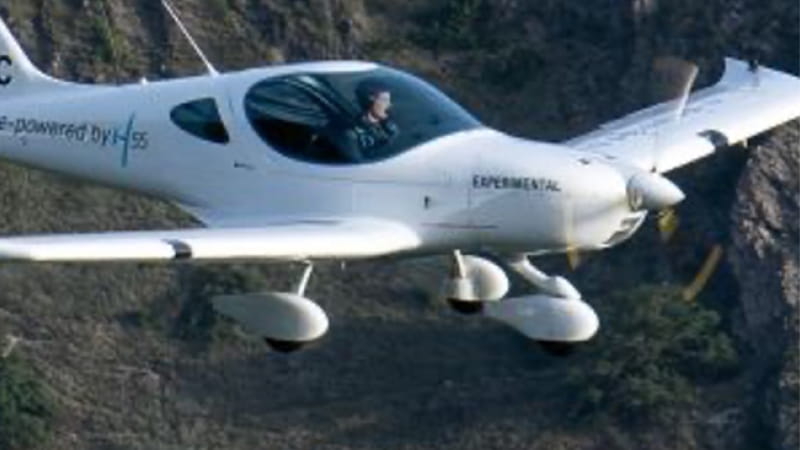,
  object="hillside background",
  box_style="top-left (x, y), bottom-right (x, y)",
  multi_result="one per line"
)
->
top-left (0, 1), bottom-right (797, 449)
